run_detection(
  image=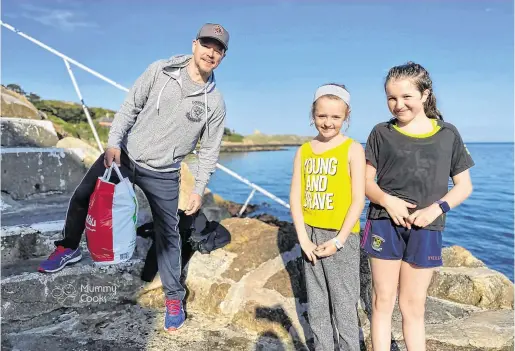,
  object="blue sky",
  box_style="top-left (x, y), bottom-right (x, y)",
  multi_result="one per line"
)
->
top-left (2, 0), bottom-right (513, 142)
